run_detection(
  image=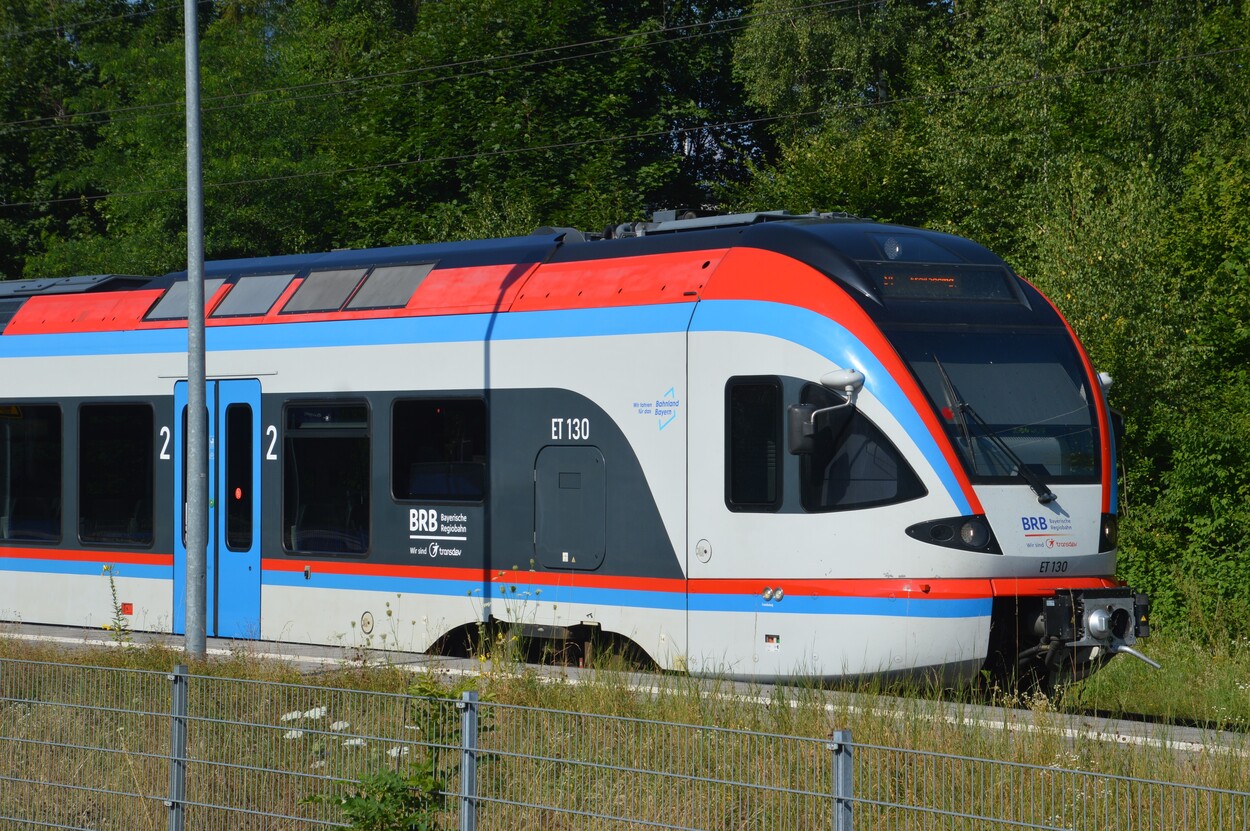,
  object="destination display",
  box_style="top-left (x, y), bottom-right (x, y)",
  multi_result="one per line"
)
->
top-left (866, 263), bottom-right (1019, 301)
